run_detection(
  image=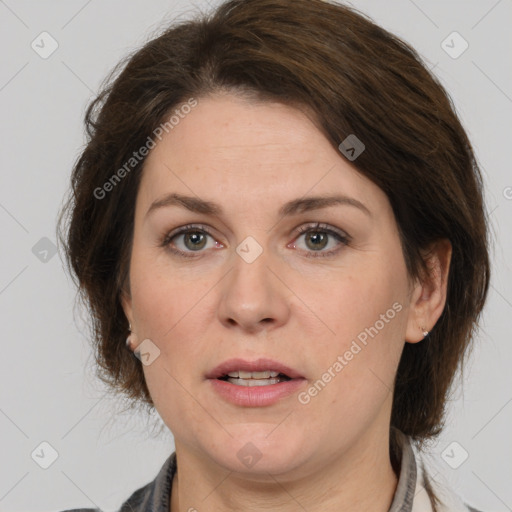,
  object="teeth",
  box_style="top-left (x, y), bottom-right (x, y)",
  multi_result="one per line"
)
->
top-left (226, 377), bottom-right (282, 387)
top-left (226, 370), bottom-right (280, 378)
